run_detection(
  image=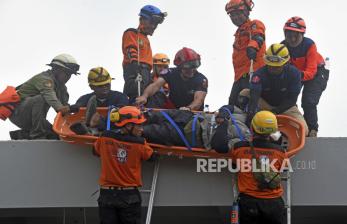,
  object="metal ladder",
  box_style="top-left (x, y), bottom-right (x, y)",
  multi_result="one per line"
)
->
top-left (282, 168), bottom-right (291, 224)
top-left (141, 159), bottom-right (160, 224)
